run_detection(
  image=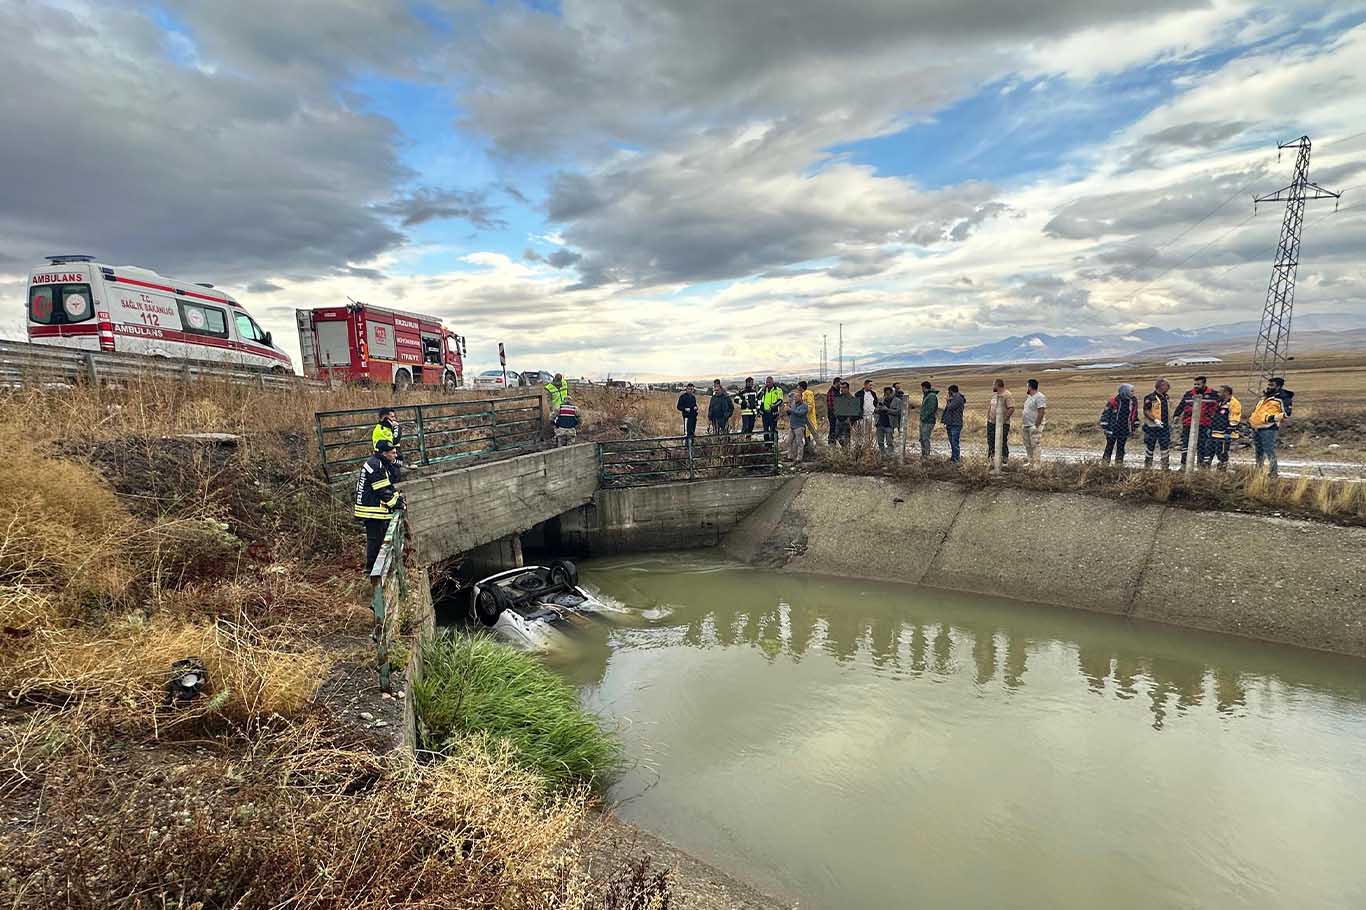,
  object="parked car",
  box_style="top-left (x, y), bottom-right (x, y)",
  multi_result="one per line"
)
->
top-left (473, 368), bottom-right (516, 390)
top-left (468, 561), bottom-right (615, 650)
